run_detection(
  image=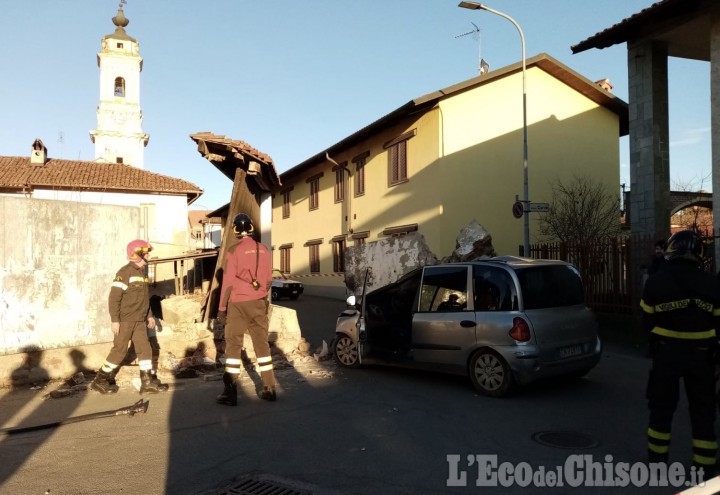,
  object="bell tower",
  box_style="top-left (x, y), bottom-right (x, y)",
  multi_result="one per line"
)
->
top-left (89, 2), bottom-right (149, 169)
